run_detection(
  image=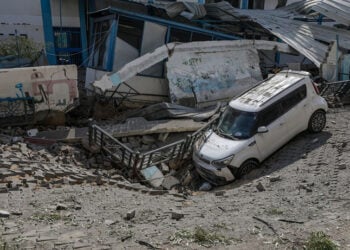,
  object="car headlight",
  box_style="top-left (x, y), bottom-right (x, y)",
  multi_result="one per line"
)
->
top-left (212, 155), bottom-right (235, 169)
